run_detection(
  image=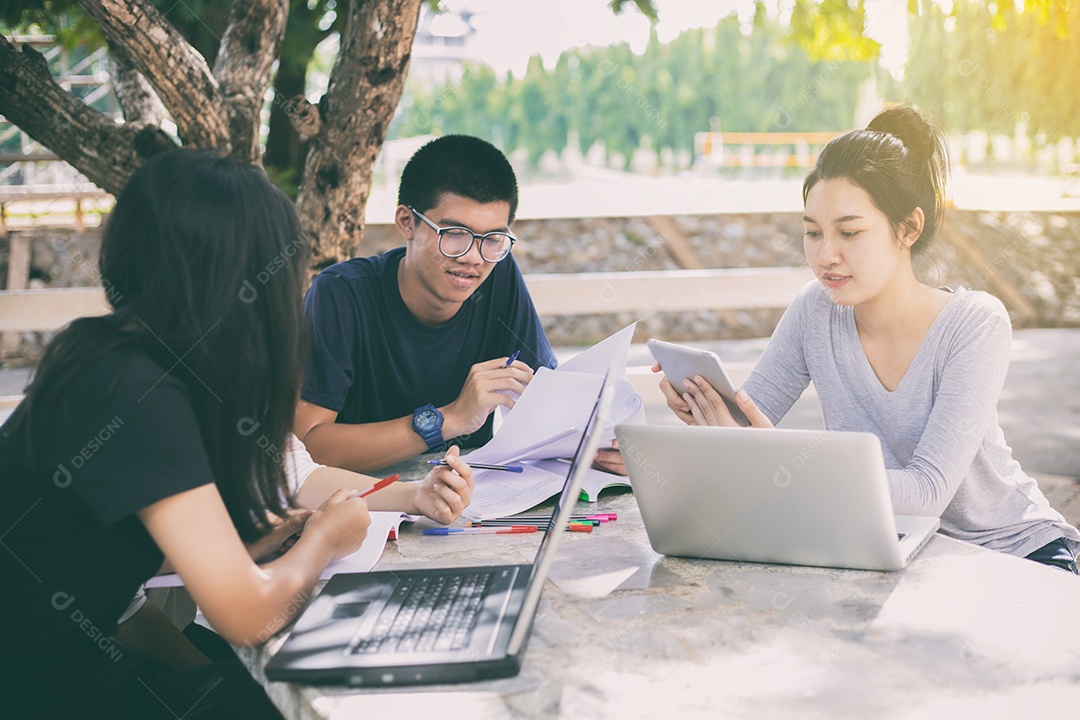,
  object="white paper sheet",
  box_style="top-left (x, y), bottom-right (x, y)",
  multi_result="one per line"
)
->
top-left (559, 322), bottom-right (637, 378)
top-left (496, 322), bottom-right (639, 408)
top-left (461, 324), bottom-right (644, 518)
top-left (463, 369), bottom-right (602, 465)
top-left (461, 458), bottom-right (633, 520)
top-left (144, 512), bottom-right (414, 588)
top-left (464, 323), bottom-right (644, 464)
top-left (319, 512), bottom-right (417, 579)
top-left (531, 458), bottom-right (632, 502)
top-left (462, 465), bottom-right (570, 520)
